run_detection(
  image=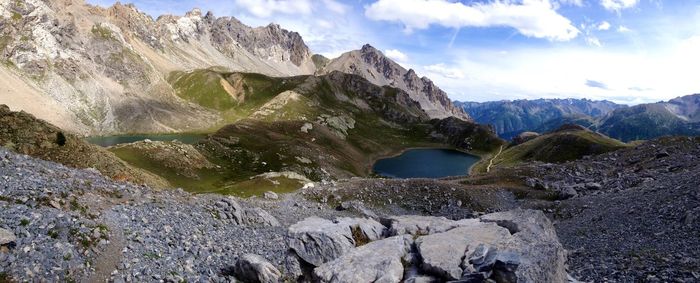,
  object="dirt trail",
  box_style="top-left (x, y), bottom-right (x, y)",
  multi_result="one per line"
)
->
top-left (486, 145), bottom-right (504, 173)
